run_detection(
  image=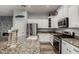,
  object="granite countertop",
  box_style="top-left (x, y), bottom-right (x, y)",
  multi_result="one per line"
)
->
top-left (0, 36), bottom-right (8, 41)
top-left (50, 32), bottom-right (62, 36)
top-left (62, 38), bottom-right (79, 48)
top-left (51, 32), bottom-right (79, 48)
top-left (0, 36), bottom-right (40, 54)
